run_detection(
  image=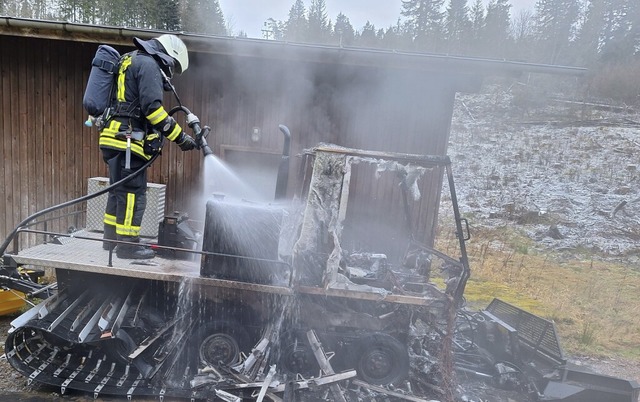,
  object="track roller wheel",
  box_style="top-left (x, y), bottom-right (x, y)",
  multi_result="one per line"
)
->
top-left (278, 333), bottom-right (320, 377)
top-left (354, 333), bottom-right (409, 385)
top-left (193, 320), bottom-right (250, 368)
